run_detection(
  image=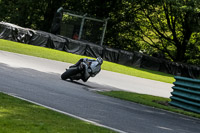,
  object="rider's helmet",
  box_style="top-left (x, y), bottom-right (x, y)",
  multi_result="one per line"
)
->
top-left (96, 57), bottom-right (103, 65)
